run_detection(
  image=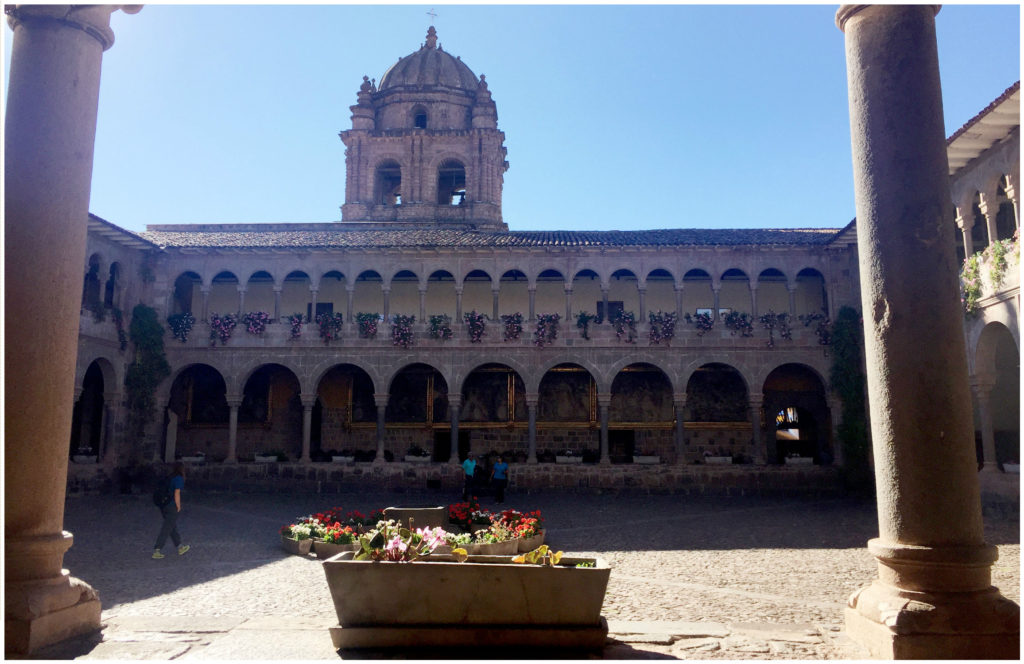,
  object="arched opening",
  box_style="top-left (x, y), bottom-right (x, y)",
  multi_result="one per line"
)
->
top-left (386, 363), bottom-right (449, 461)
top-left (389, 270), bottom-right (419, 318)
top-left (970, 194), bottom-right (988, 254)
top-left (316, 364), bottom-right (377, 461)
top-left (82, 253), bottom-right (103, 315)
top-left (172, 272), bottom-right (202, 316)
top-left (437, 159), bottom-right (466, 206)
top-left (645, 268), bottom-right (676, 315)
top-left (756, 268), bottom-right (789, 315)
top-left (973, 322), bottom-right (1020, 469)
top-left (763, 363), bottom-right (831, 464)
top-left (718, 268), bottom-right (750, 316)
top-left (167, 364), bottom-right (229, 460)
top-left (535, 269), bottom-right (565, 318)
top-left (685, 363), bottom-right (750, 462)
top-left (795, 268), bottom-right (828, 316)
top-left (498, 269), bottom-right (528, 319)
top-left (69, 361), bottom-right (105, 461)
top-left (682, 269), bottom-right (713, 316)
top-left (610, 363), bottom-right (673, 463)
top-left (209, 271), bottom-right (240, 317)
top-left (426, 269), bottom-right (456, 318)
top-left (537, 364), bottom-right (597, 462)
top-left (281, 271), bottom-right (312, 321)
top-left (103, 262), bottom-right (121, 310)
top-left (462, 269), bottom-right (492, 317)
top-left (245, 270), bottom-right (275, 318)
top-left (411, 105), bottom-right (428, 129)
top-left (606, 269), bottom-right (638, 321)
top-left (240, 364), bottom-right (302, 461)
top-left (374, 159), bottom-right (402, 205)
top-left (353, 270), bottom-right (384, 316)
top-left (996, 177), bottom-right (1017, 242)
top-left (570, 269), bottom-right (601, 321)
top-left (318, 271), bottom-right (347, 320)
